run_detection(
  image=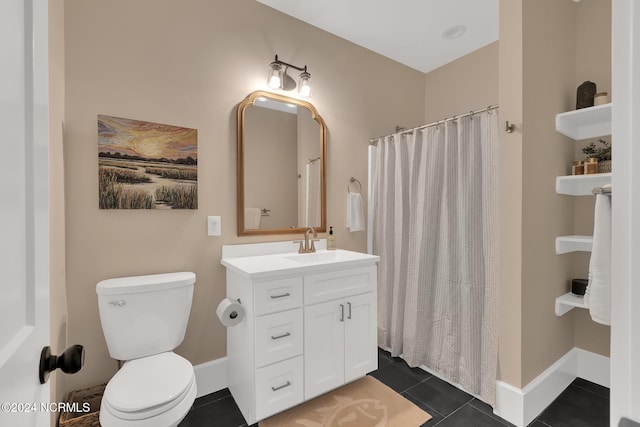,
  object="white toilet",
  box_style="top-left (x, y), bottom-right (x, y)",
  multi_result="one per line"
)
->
top-left (96, 272), bottom-right (197, 427)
